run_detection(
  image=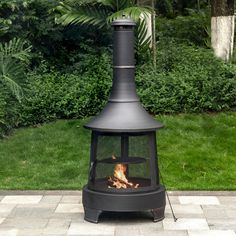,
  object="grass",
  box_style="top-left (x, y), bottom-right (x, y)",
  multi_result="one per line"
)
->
top-left (0, 112), bottom-right (236, 190)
